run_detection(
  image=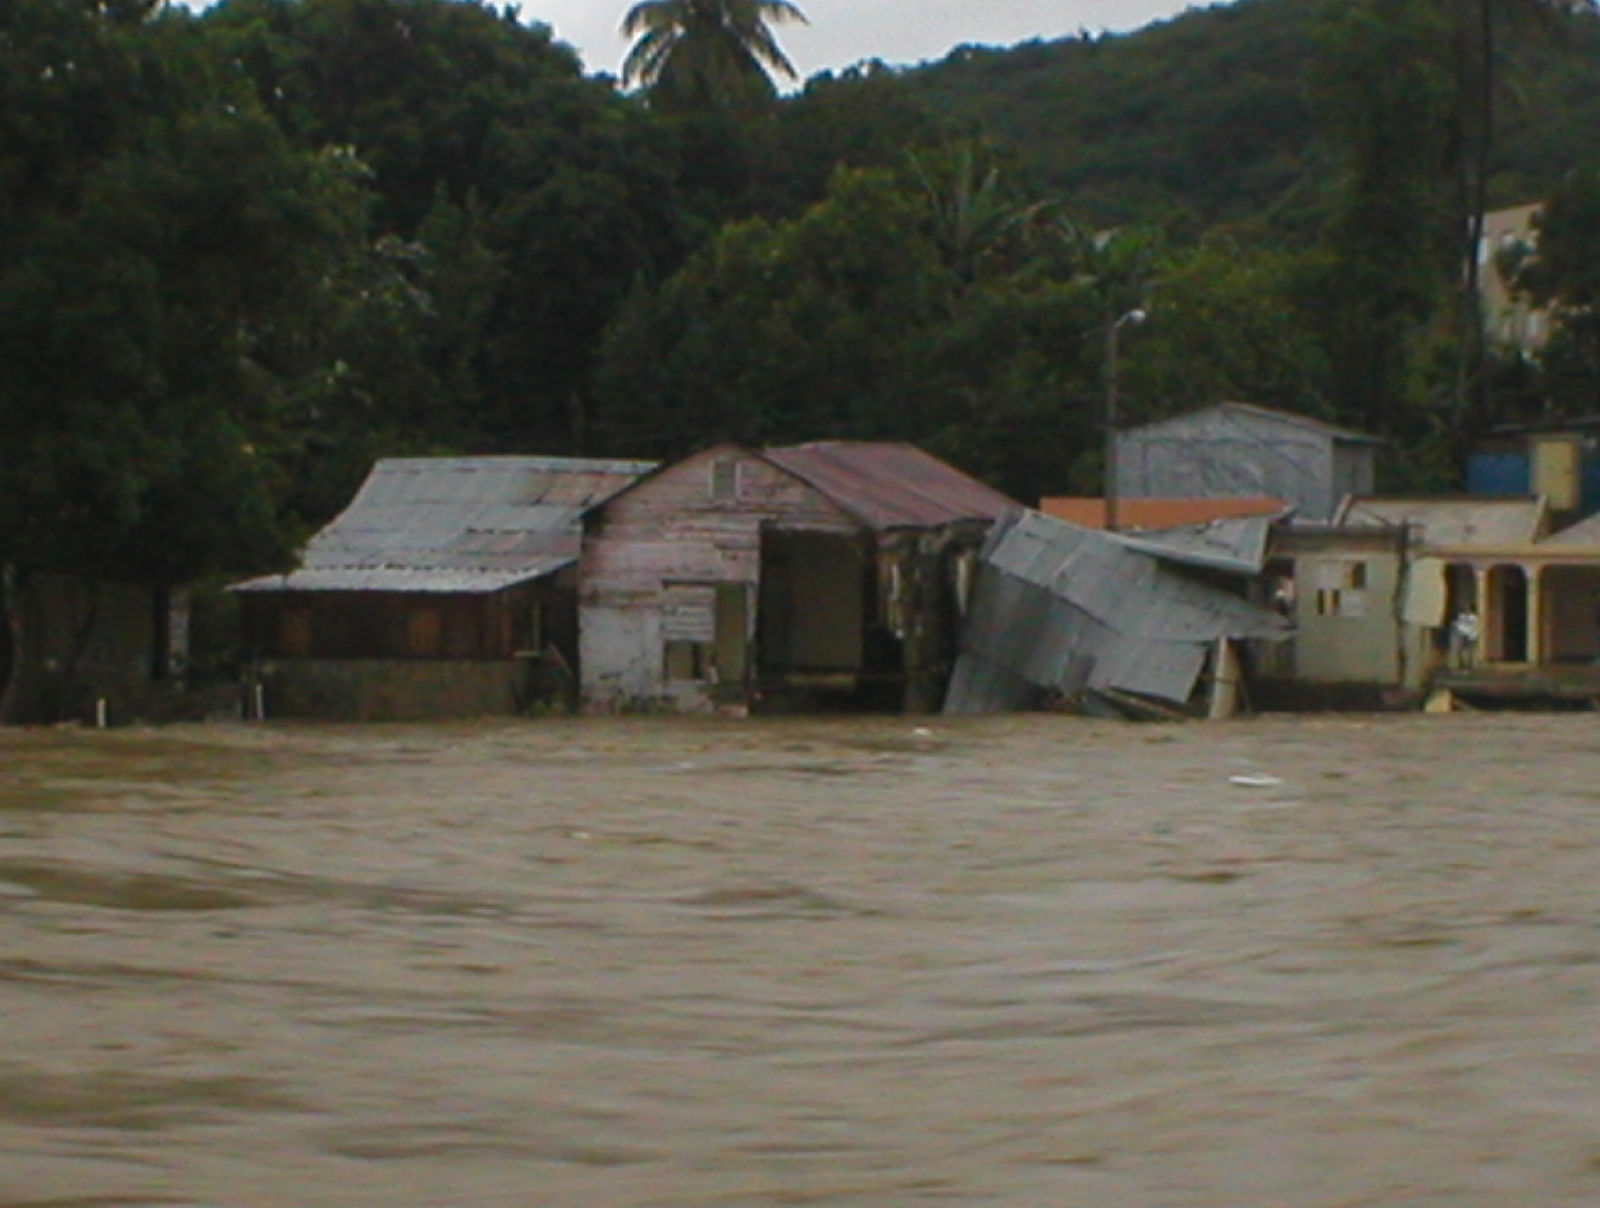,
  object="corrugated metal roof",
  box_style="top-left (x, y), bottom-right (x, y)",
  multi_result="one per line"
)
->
top-left (1335, 496), bottom-right (1547, 547)
top-left (763, 442), bottom-right (1021, 531)
top-left (1040, 496), bottom-right (1288, 530)
top-left (1130, 402), bottom-right (1382, 445)
top-left (1114, 514), bottom-right (1279, 575)
top-left (232, 456), bottom-right (655, 594)
top-left (945, 511), bottom-right (1289, 713)
top-left (1212, 402), bottom-right (1382, 443)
